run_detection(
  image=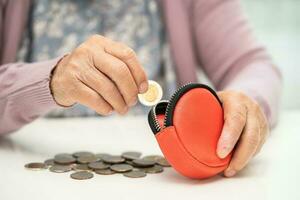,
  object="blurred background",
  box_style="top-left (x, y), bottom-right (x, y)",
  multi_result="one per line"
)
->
top-left (241, 0), bottom-right (300, 110)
